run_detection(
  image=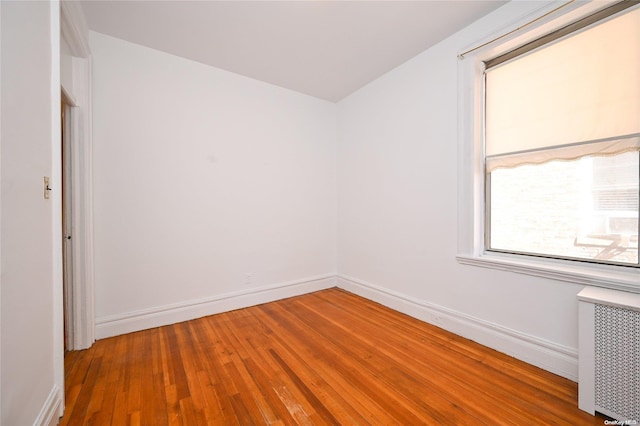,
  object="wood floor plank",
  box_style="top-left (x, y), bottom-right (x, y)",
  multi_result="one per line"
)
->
top-left (60, 288), bottom-right (606, 425)
top-left (248, 315), bottom-right (387, 425)
top-left (227, 307), bottom-right (371, 425)
top-left (223, 308), bottom-right (332, 424)
top-left (309, 290), bottom-right (577, 415)
top-left (256, 298), bottom-right (455, 425)
top-left (294, 292), bottom-right (554, 423)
